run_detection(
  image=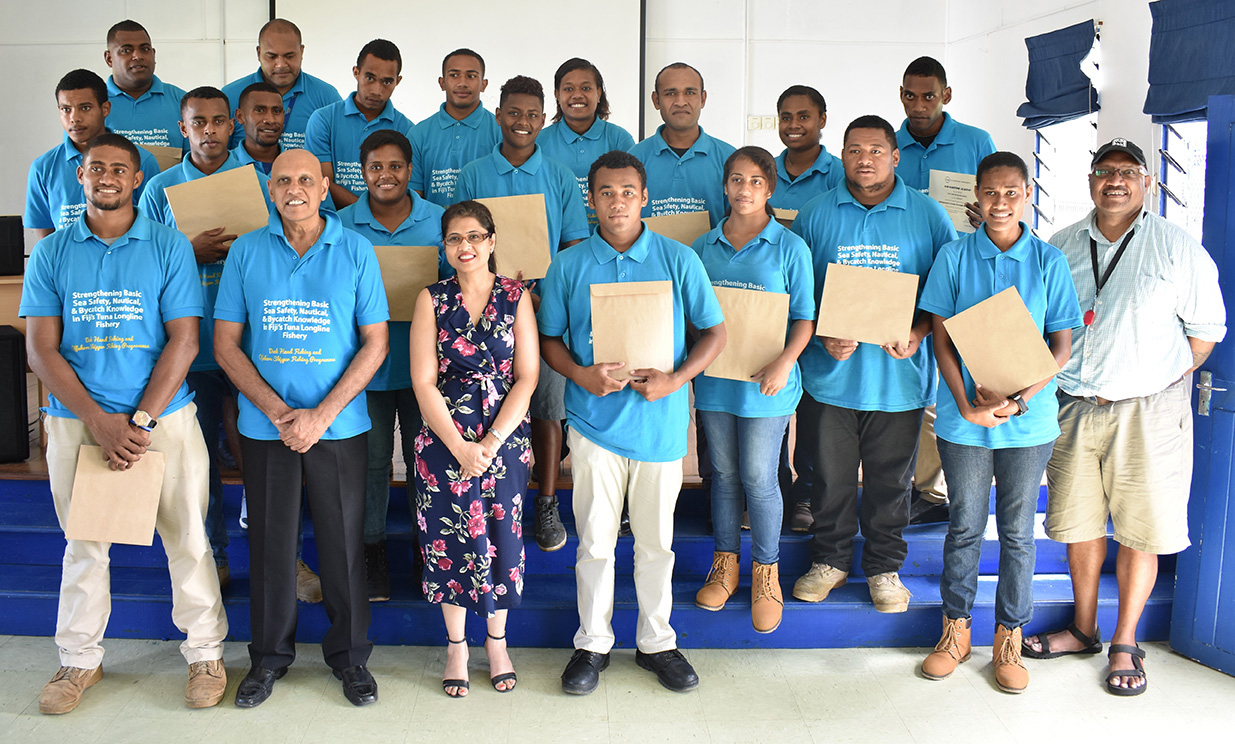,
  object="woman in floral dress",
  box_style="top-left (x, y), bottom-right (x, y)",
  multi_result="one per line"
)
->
top-left (409, 200), bottom-right (539, 697)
